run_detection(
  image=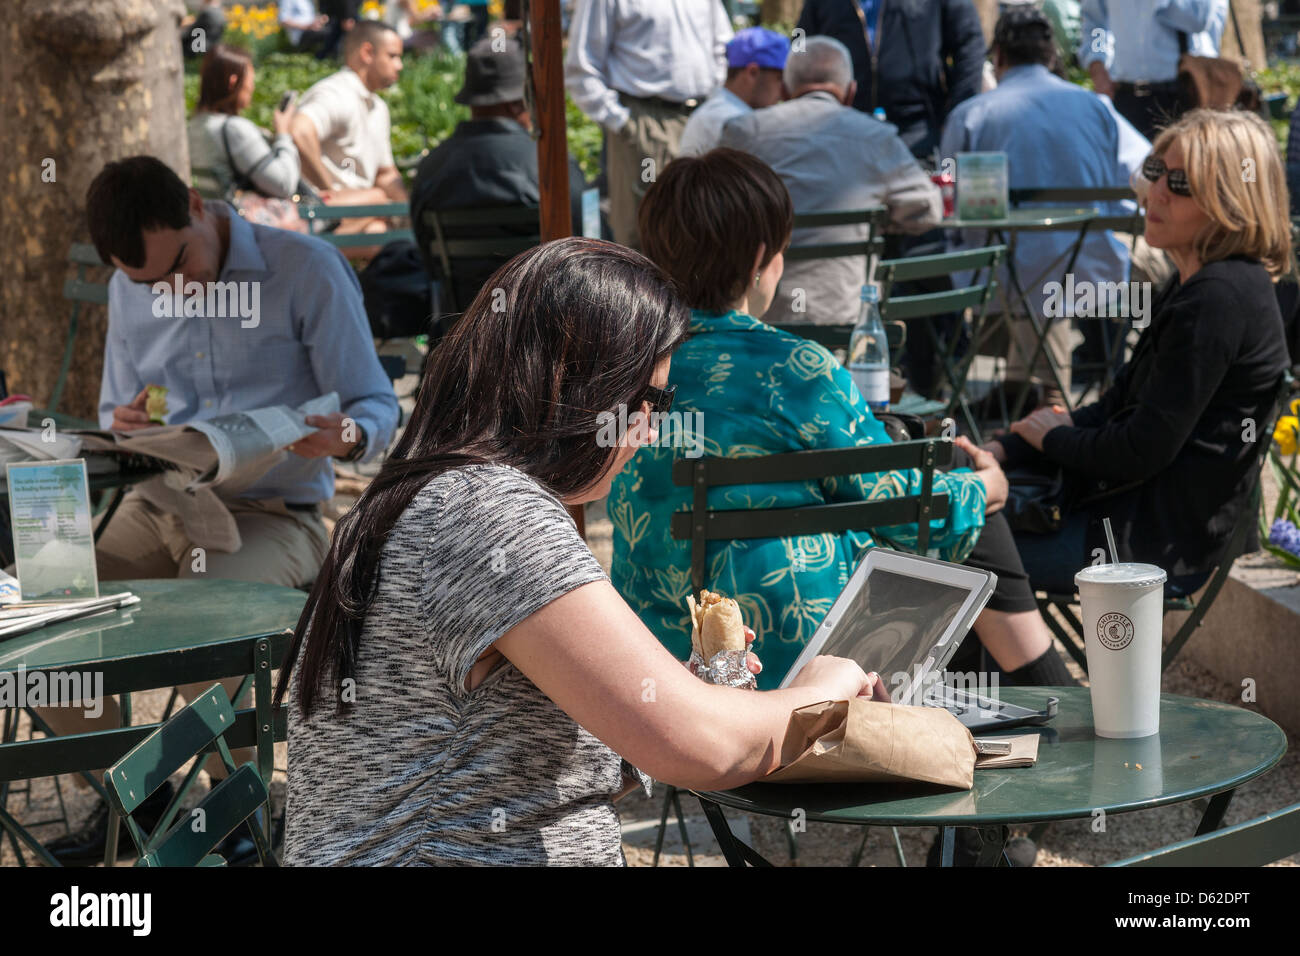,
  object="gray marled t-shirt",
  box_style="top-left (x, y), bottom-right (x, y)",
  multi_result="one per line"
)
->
top-left (285, 464), bottom-right (645, 865)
